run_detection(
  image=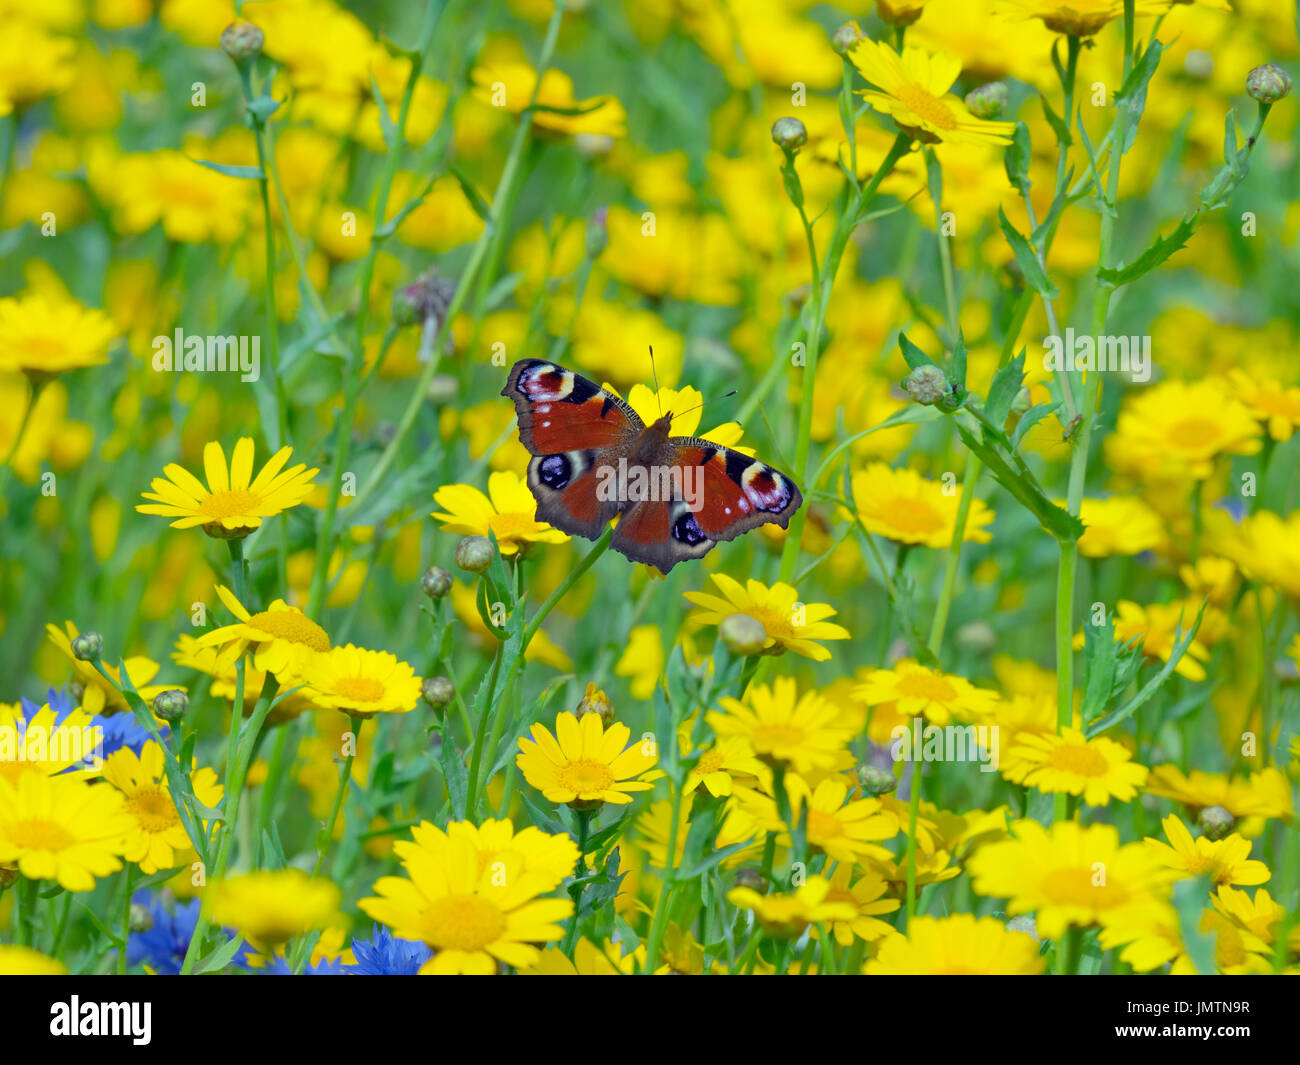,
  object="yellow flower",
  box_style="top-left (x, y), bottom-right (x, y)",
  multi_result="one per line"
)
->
top-left (102, 740), bottom-right (223, 875)
top-left (0, 945), bottom-right (68, 975)
top-left (398, 818), bottom-right (580, 894)
top-left (1144, 814), bottom-right (1271, 888)
top-left (299, 645), bottom-right (422, 718)
top-left (1073, 599), bottom-right (1212, 682)
top-left (471, 60), bottom-right (626, 138)
top-left (521, 938), bottom-right (652, 975)
top-left (1075, 495), bottom-right (1165, 558)
top-left (192, 584), bottom-right (331, 677)
top-left (45, 621), bottom-right (180, 716)
top-left (516, 711), bottom-right (659, 808)
top-left (728, 875), bottom-right (857, 939)
top-left (107, 149), bottom-right (253, 243)
top-left (1000, 727), bottom-right (1148, 807)
top-left (206, 869), bottom-right (341, 948)
top-left (1228, 369), bottom-right (1300, 442)
top-left (814, 864), bottom-right (900, 946)
top-left (0, 773), bottom-right (133, 892)
top-left (1231, 510), bottom-right (1300, 601)
top-left (728, 776), bottom-right (900, 863)
top-left (1111, 379), bottom-right (1262, 481)
top-left (431, 470), bottom-right (569, 555)
top-left (0, 291), bottom-right (117, 376)
top-left (848, 40), bottom-right (1015, 145)
top-left (0, 701), bottom-right (99, 785)
top-left (1179, 556), bottom-right (1238, 606)
top-left (360, 832), bottom-right (573, 974)
top-left (683, 737), bottom-right (767, 798)
top-left (0, 22), bottom-right (75, 108)
top-left (846, 462), bottom-right (995, 548)
top-left (998, 0), bottom-right (1168, 36)
top-left (614, 624), bottom-right (665, 701)
top-left (968, 819), bottom-right (1178, 940)
top-left (1144, 765), bottom-right (1293, 828)
top-left (684, 574), bottom-right (850, 661)
top-left (137, 438), bottom-right (319, 538)
top-left (709, 678), bottom-right (853, 774)
top-left (855, 658), bottom-right (1000, 726)
top-left (866, 914), bottom-right (1046, 974)
top-left (875, 0), bottom-right (929, 25)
